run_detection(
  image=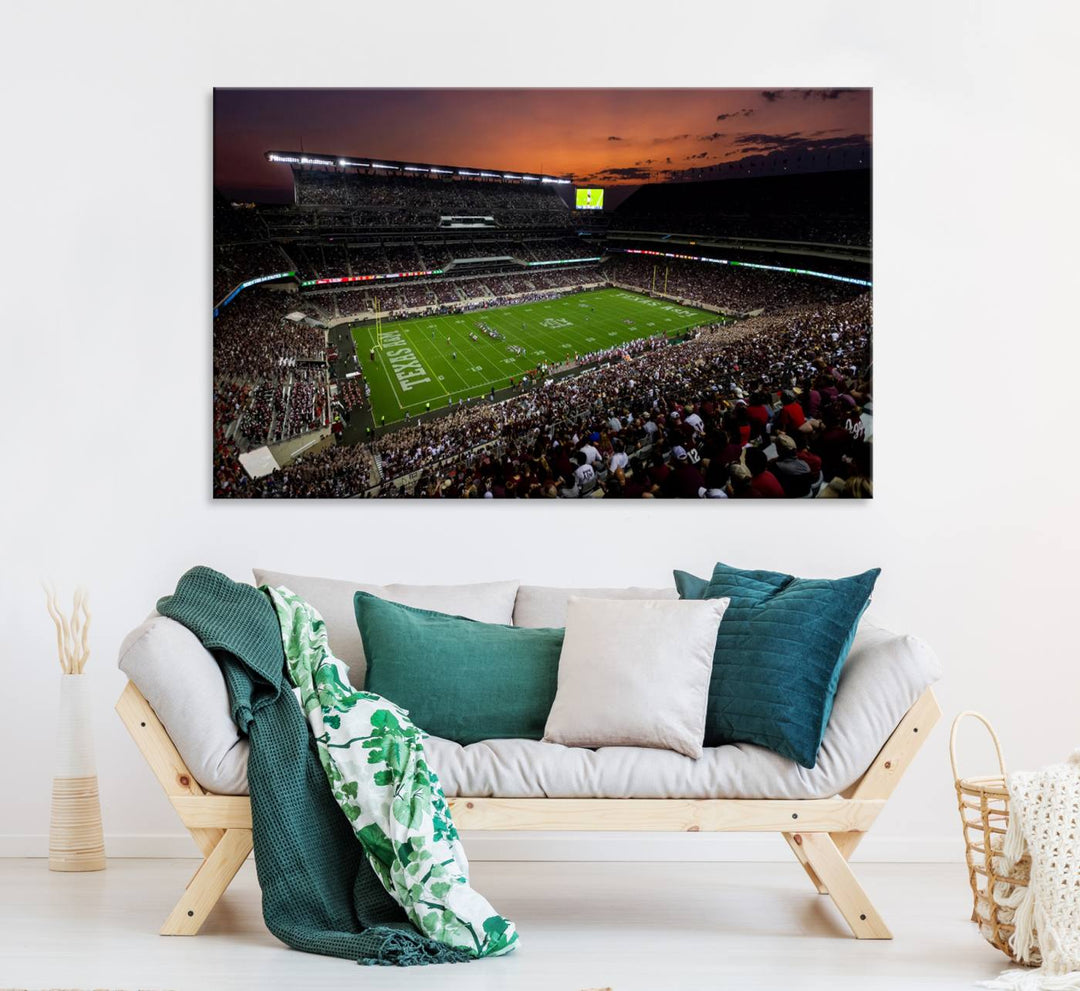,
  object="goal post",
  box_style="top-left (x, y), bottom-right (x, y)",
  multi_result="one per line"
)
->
top-left (374, 295), bottom-right (384, 350)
